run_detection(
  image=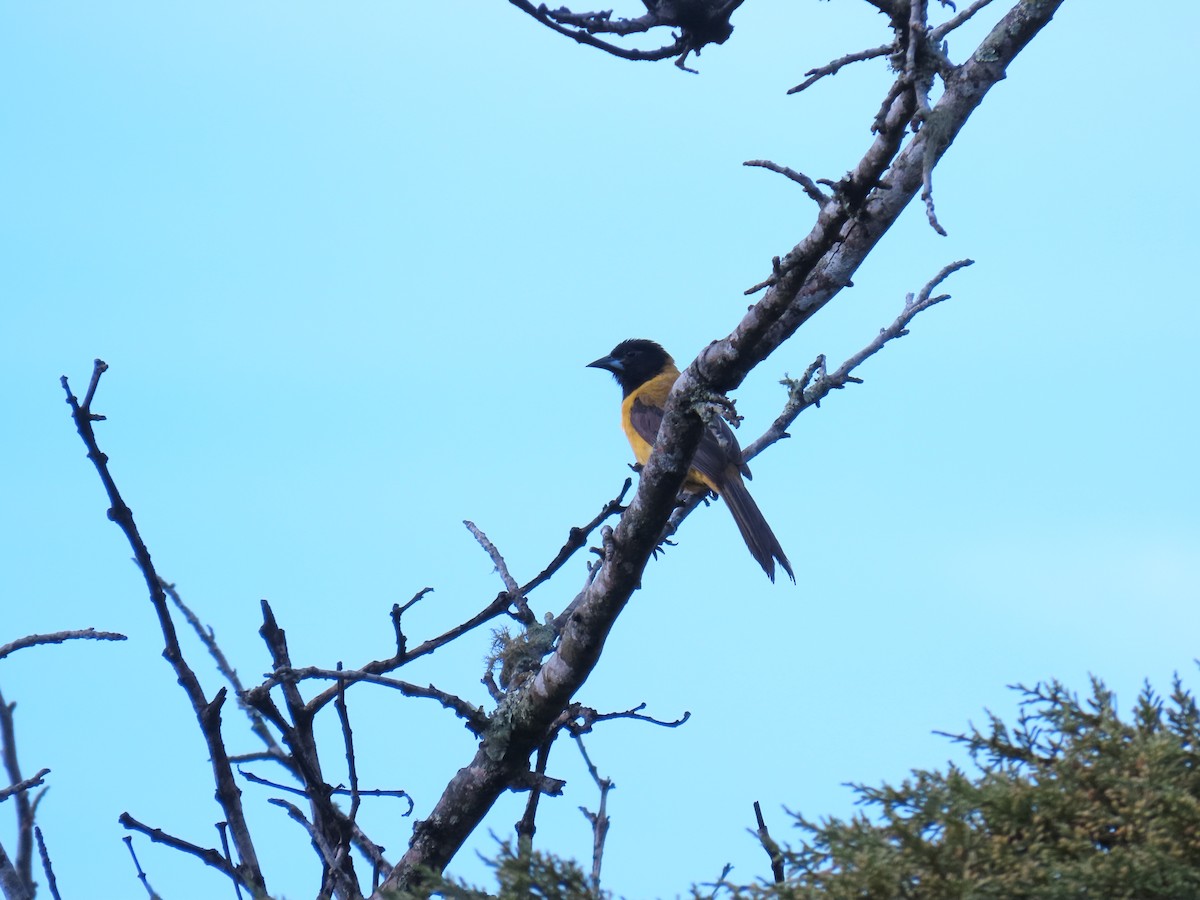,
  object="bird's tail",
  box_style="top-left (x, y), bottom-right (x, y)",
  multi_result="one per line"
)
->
top-left (720, 475), bottom-right (795, 584)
